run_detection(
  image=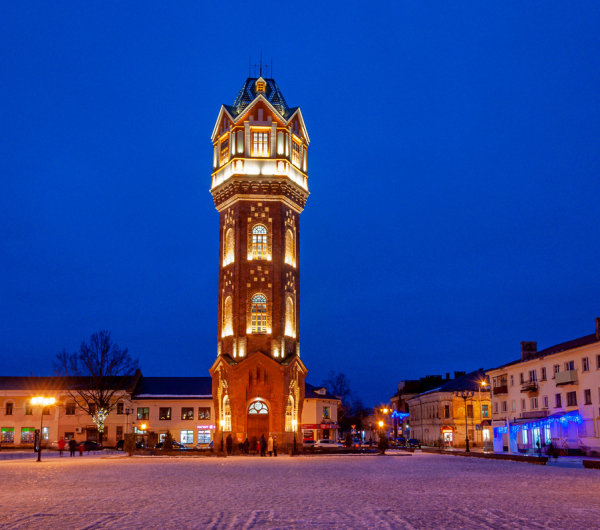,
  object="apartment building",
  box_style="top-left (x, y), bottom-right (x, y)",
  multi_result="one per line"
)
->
top-left (487, 318), bottom-right (600, 455)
